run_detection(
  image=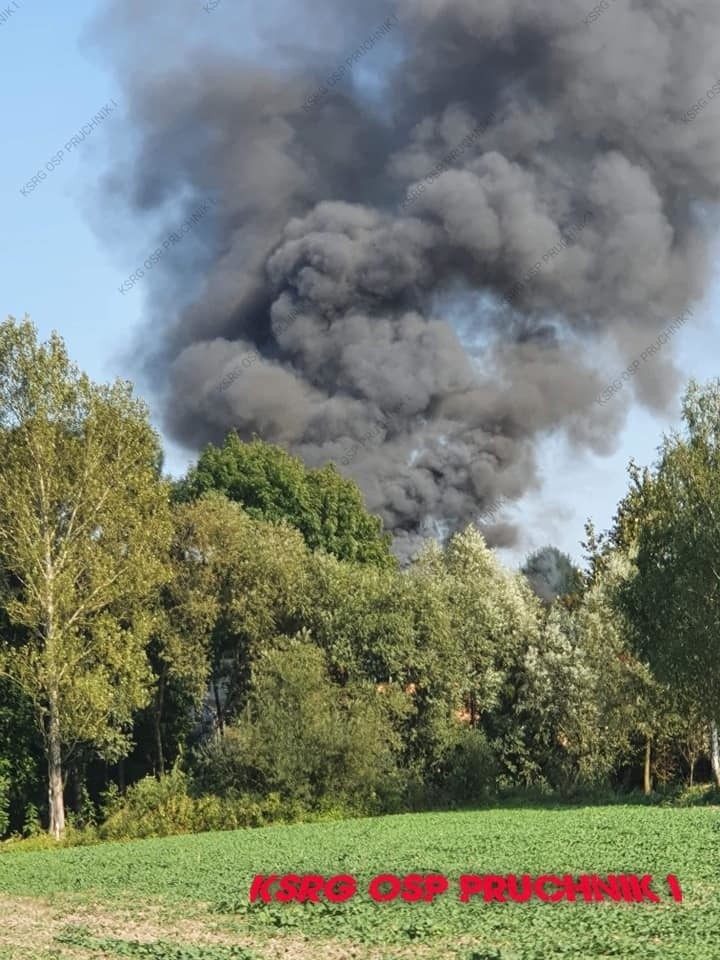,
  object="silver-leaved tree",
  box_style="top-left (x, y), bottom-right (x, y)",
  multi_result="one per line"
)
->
top-left (0, 317), bottom-right (172, 837)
